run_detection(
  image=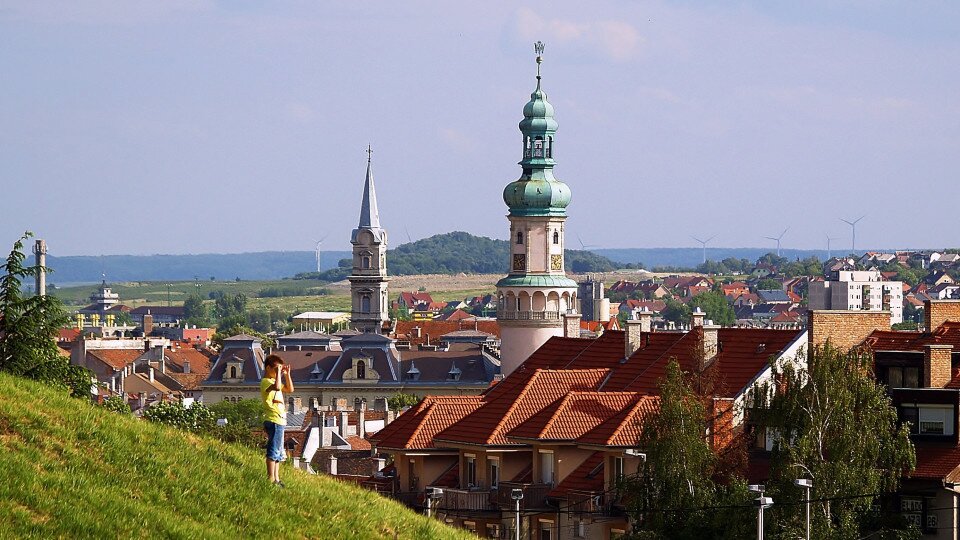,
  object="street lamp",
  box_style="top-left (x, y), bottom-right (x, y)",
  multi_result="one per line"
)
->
top-left (511, 488), bottom-right (524, 540)
top-left (794, 479), bottom-right (813, 540)
top-left (426, 487), bottom-right (443, 518)
top-left (749, 485), bottom-right (772, 540)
